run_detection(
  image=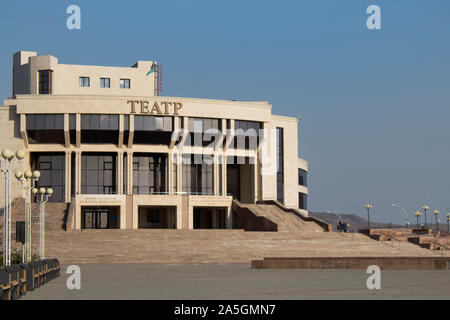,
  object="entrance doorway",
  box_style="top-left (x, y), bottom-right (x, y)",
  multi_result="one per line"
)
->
top-left (138, 206), bottom-right (177, 229)
top-left (82, 206), bottom-right (120, 229)
top-left (193, 207), bottom-right (227, 229)
top-left (226, 156), bottom-right (255, 203)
